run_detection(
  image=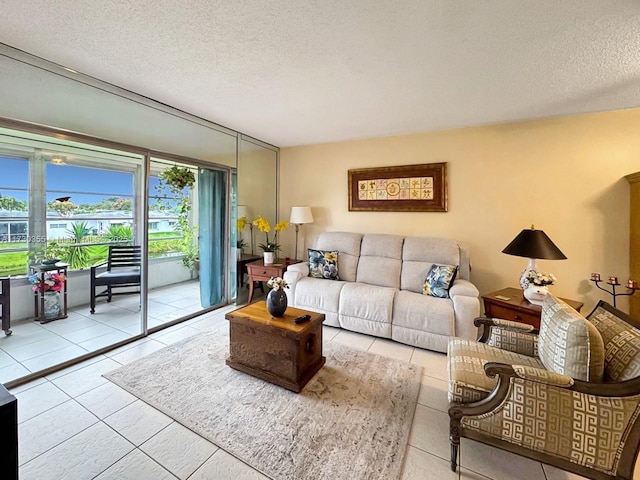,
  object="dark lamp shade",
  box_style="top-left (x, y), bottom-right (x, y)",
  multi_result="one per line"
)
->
top-left (502, 229), bottom-right (567, 260)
